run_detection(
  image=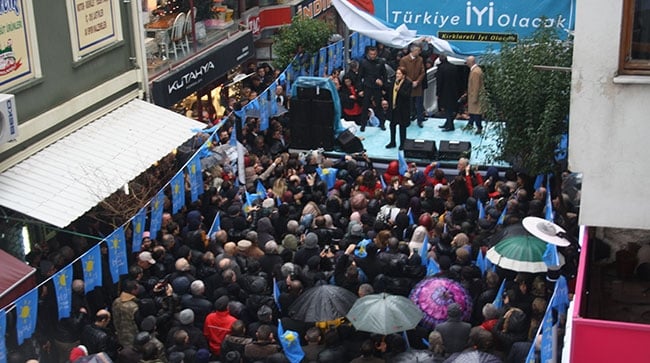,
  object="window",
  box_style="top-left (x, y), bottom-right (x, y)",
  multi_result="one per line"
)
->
top-left (620, 0), bottom-right (650, 75)
top-left (66, 0), bottom-right (124, 61)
